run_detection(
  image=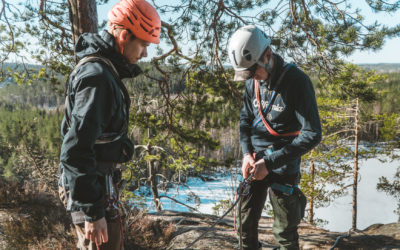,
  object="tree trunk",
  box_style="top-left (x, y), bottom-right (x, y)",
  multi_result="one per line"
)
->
top-left (398, 204), bottom-right (400, 223)
top-left (148, 157), bottom-right (161, 211)
top-left (309, 157), bottom-right (315, 224)
top-left (373, 103), bottom-right (381, 139)
top-left (67, 0), bottom-right (98, 51)
top-left (147, 127), bottom-right (161, 211)
top-left (352, 98), bottom-right (359, 230)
